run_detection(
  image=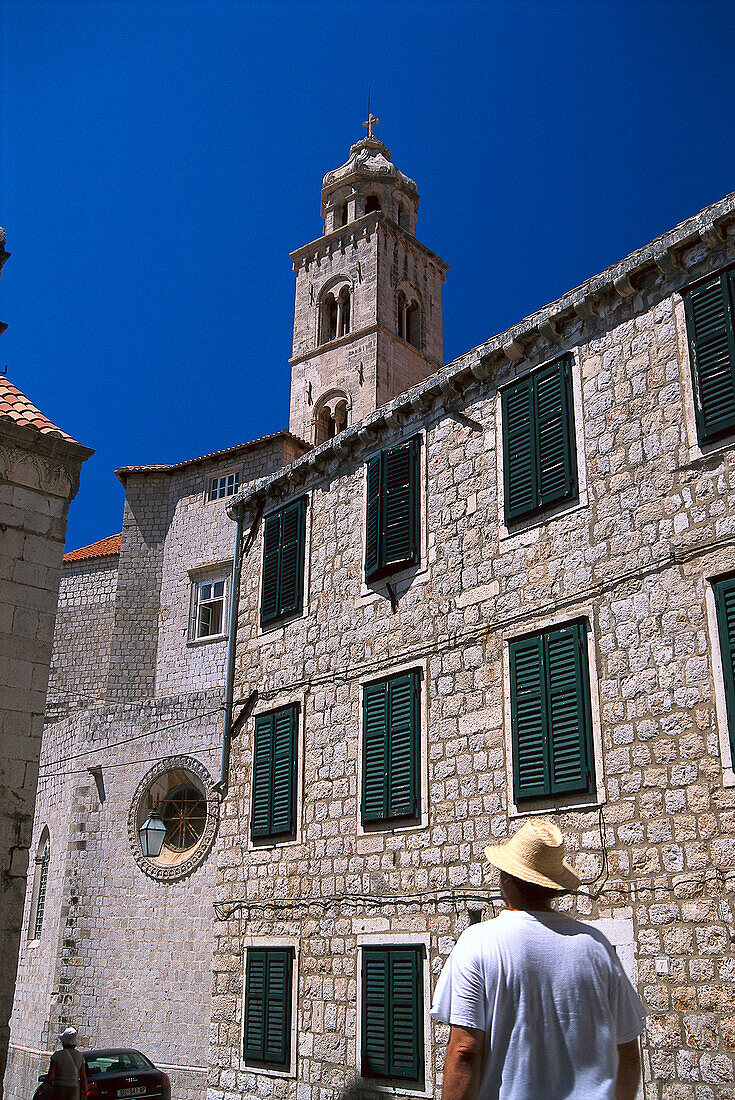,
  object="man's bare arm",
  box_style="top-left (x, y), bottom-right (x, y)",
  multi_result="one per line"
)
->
top-left (441, 1025), bottom-right (485, 1100)
top-left (615, 1039), bottom-right (640, 1100)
